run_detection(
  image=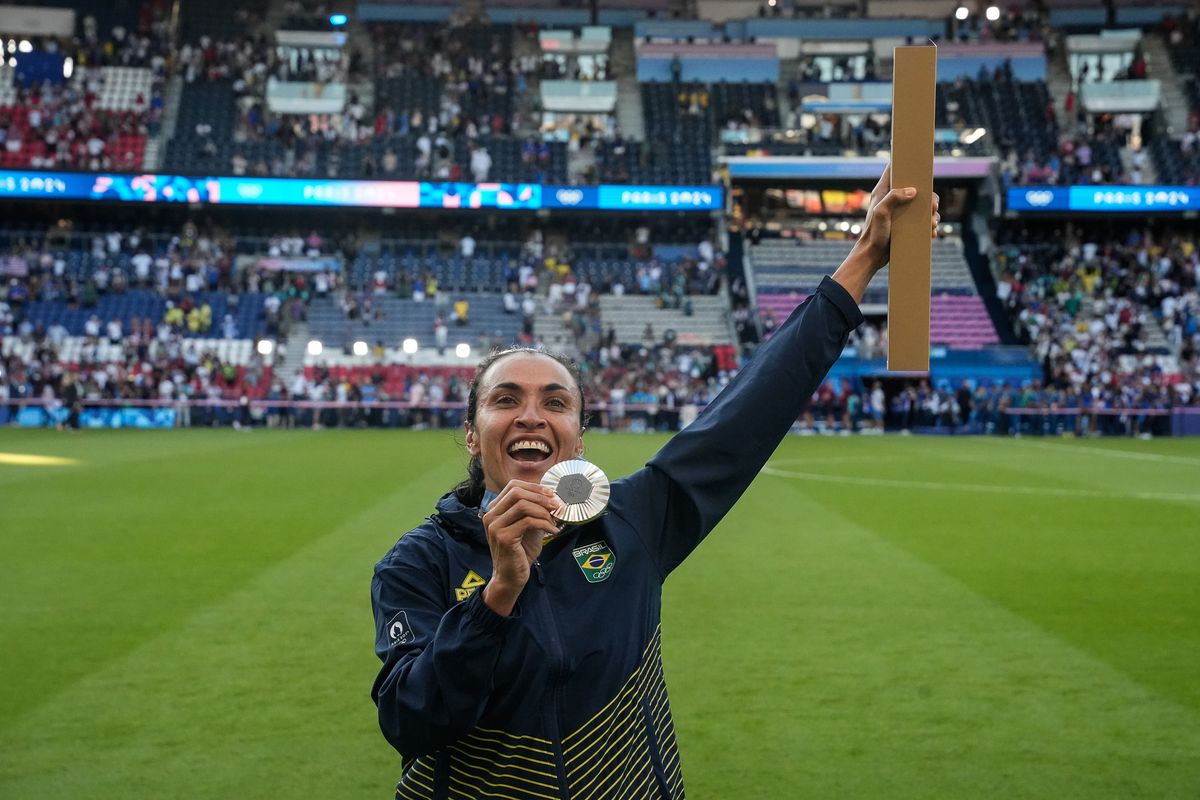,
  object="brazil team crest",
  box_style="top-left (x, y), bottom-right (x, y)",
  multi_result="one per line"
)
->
top-left (572, 541), bottom-right (615, 583)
